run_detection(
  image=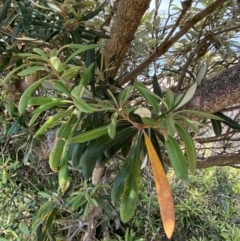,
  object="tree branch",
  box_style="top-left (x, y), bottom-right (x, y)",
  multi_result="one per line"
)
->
top-left (118, 0), bottom-right (228, 85)
top-left (196, 153), bottom-right (240, 168)
top-left (184, 63), bottom-right (240, 113)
